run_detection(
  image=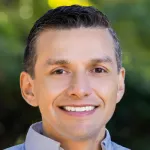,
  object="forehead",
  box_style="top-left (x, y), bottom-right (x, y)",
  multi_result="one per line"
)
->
top-left (35, 28), bottom-right (116, 65)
